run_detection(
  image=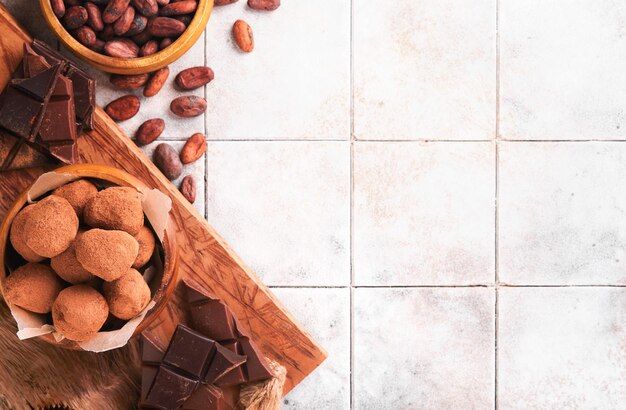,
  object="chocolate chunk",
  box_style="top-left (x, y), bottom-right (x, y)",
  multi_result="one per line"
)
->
top-left (144, 366), bottom-right (198, 410)
top-left (202, 343), bottom-right (246, 384)
top-left (238, 337), bottom-right (273, 382)
top-left (0, 64), bottom-right (62, 141)
top-left (184, 282), bottom-right (210, 305)
top-left (182, 384), bottom-right (224, 410)
top-left (141, 365), bottom-right (158, 401)
top-left (0, 131), bottom-right (51, 171)
top-left (190, 301), bottom-right (237, 342)
top-left (141, 334), bottom-right (165, 365)
top-left (163, 325), bottom-right (216, 379)
top-left (31, 39), bottom-right (67, 69)
top-left (22, 45), bottom-right (52, 78)
top-left (214, 365), bottom-right (246, 388)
